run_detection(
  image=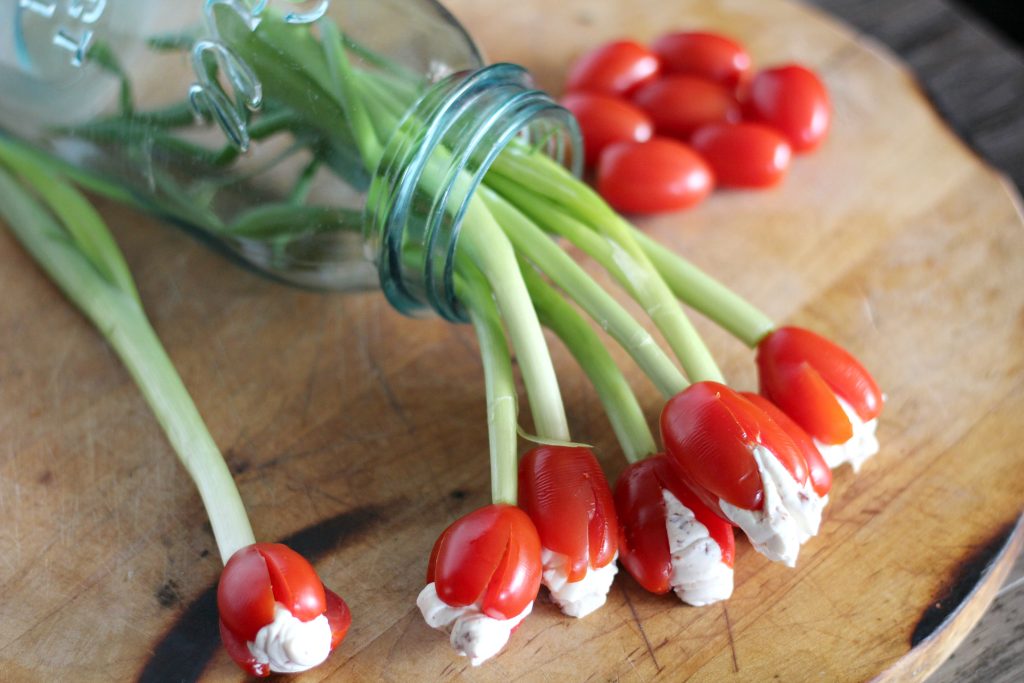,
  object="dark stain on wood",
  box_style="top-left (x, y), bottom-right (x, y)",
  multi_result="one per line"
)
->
top-left (156, 579), bottom-right (182, 608)
top-left (136, 503), bottom-right (388, 683)
top-left (911, 520), bottom-right (1016, 646)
